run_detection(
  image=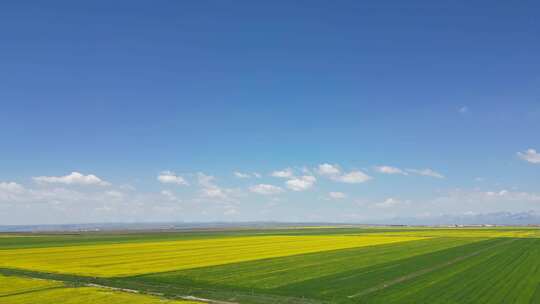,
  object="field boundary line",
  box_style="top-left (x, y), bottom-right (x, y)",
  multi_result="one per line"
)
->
top-left (84, 283), bottom-right (240, 304)
top-left (347, 238), bottom-right (517, 299)
top-left (0, 267), bottom-right (328, 304)
top-left (85, 283), bottom-right (140, 294)
top-left (180, 295), bottom-right (239, 304)
top-left (0, 285), bottom-right (65, 298)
